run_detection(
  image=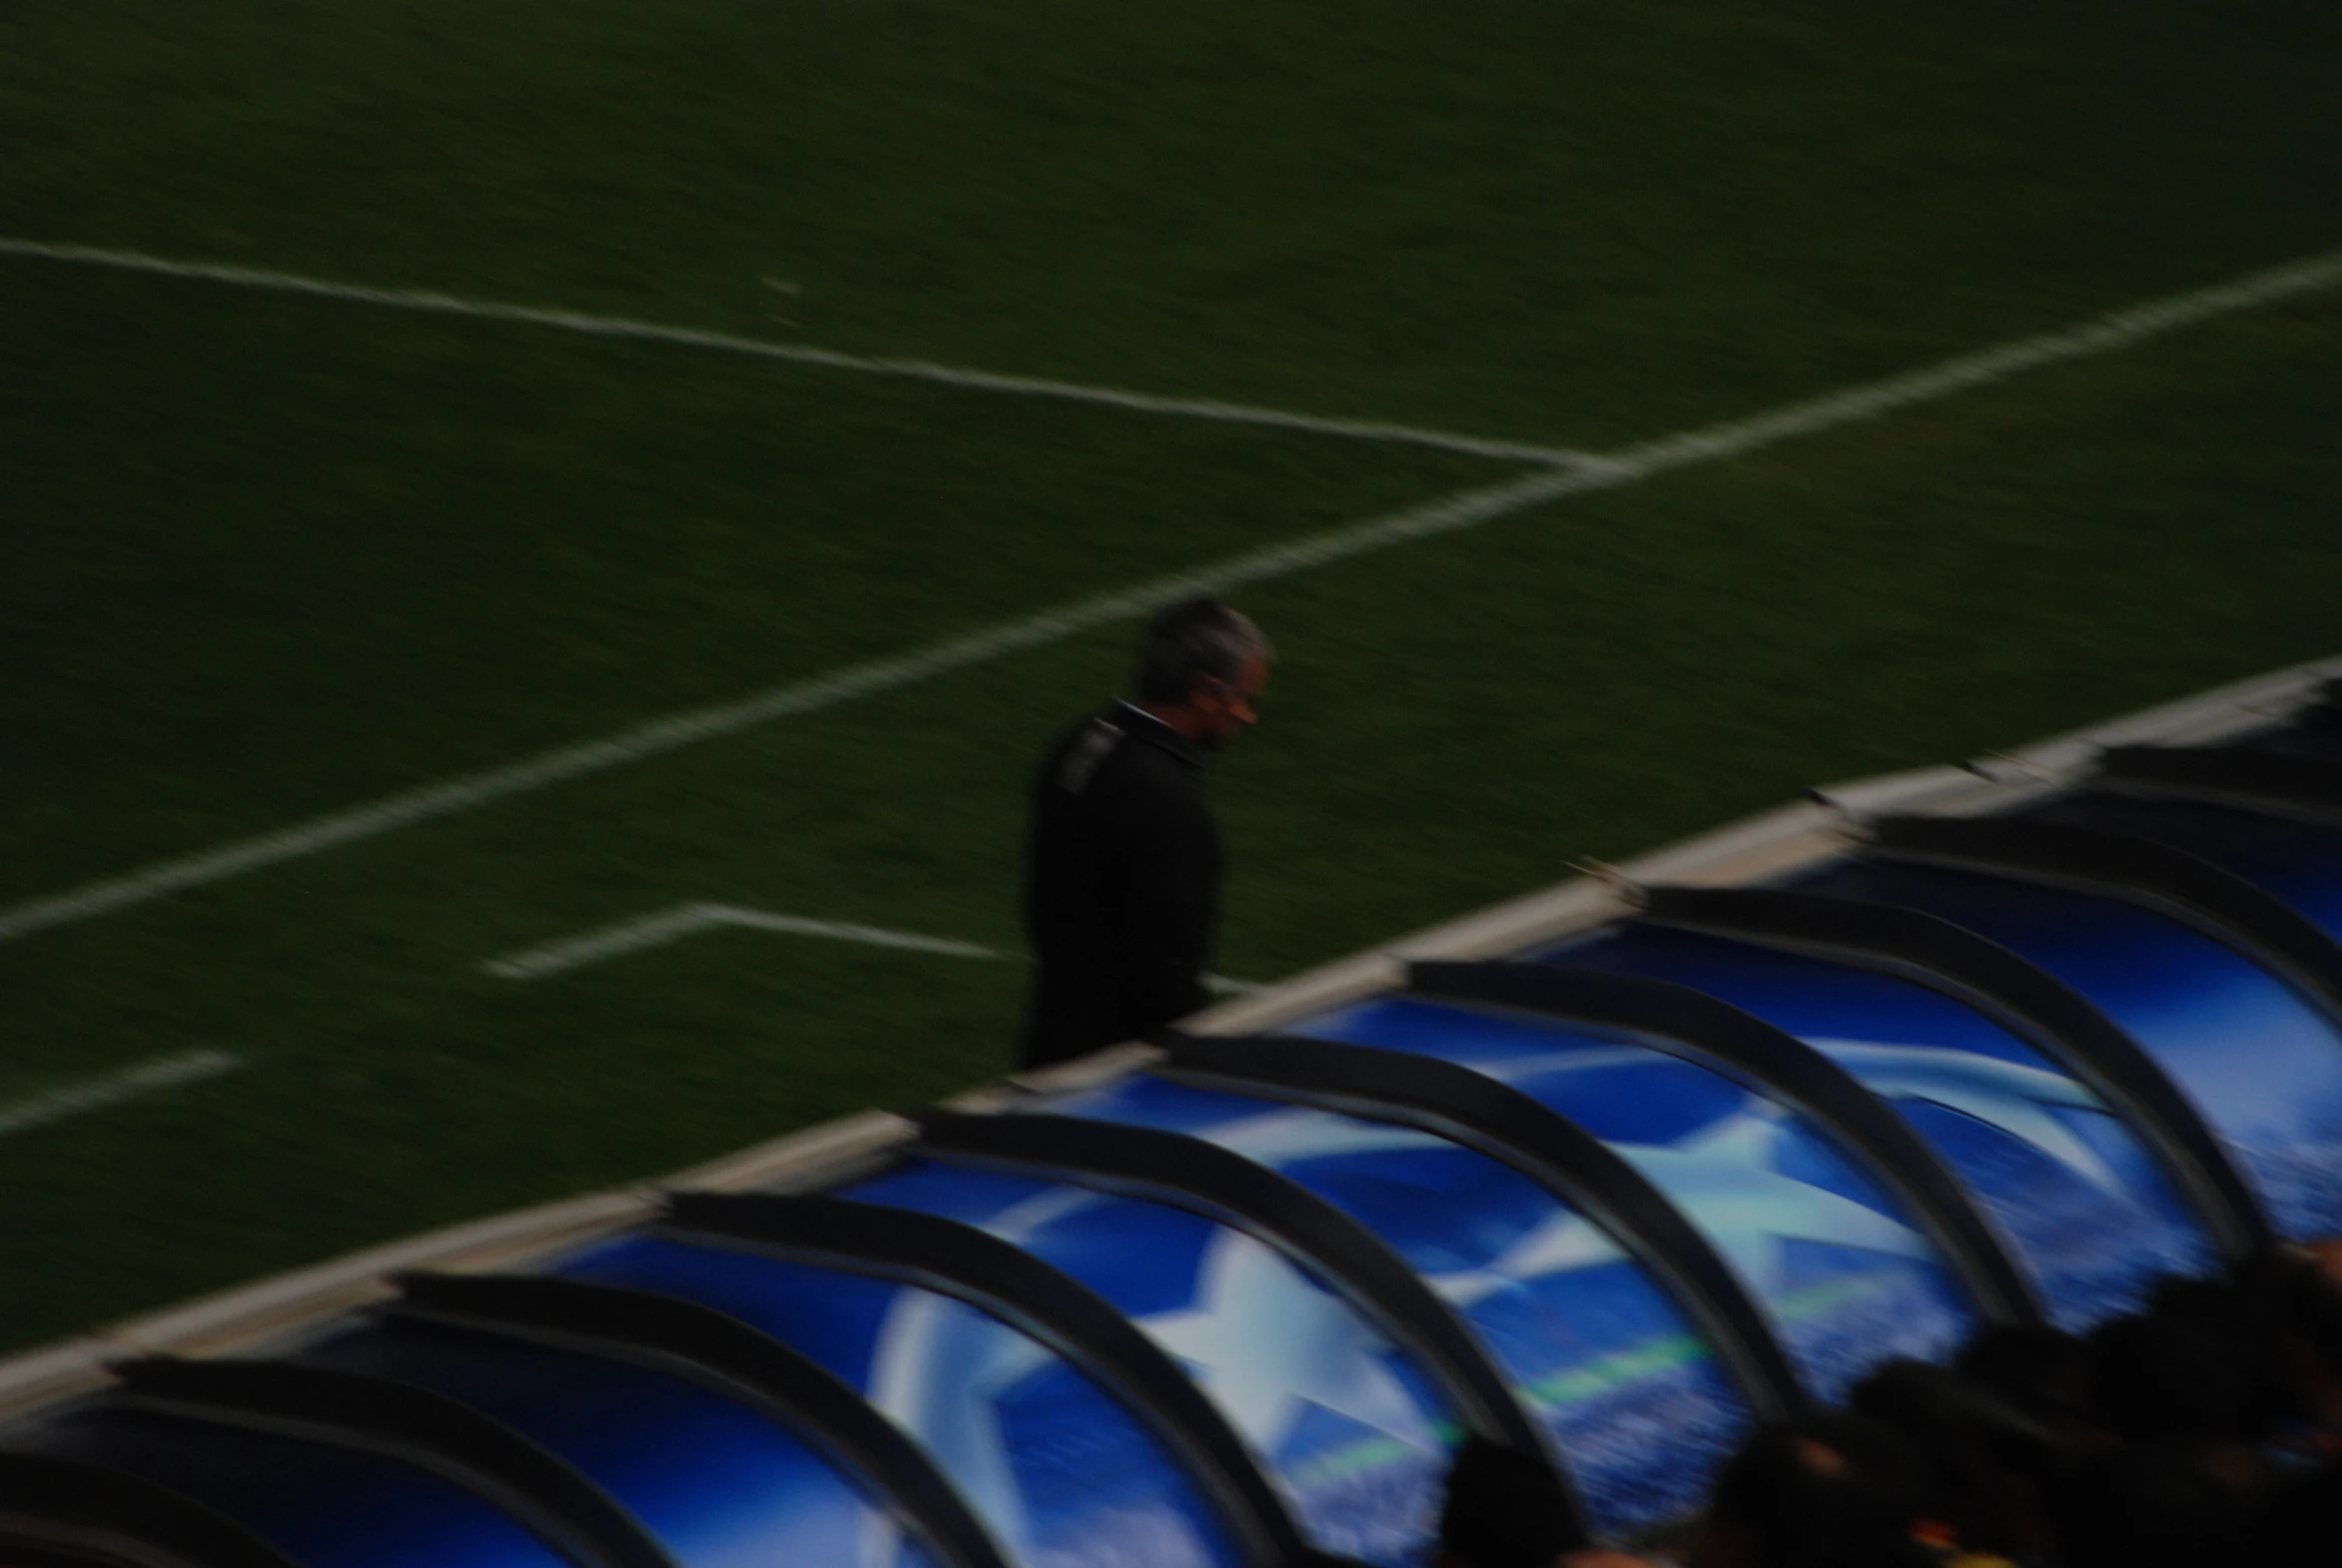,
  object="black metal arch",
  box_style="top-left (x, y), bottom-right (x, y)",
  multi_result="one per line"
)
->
top-left (391, 1270), bottom-right (1012, 1568)
top-left (1154, 1031), bottom-right (1808, 1419)
top-left (658, 1190), bottom-right (1303, 1567)
top-left (1868, 814), bottom-right (2342, 1025)
top-left (0, 1538), bottom-right (162, 1568)
top-left (1406, 962), bottom-right (2044, 1327)
top-left (1636, 884), bottom-right (2269, 1256)
top-left (2096, 745), bottom-right (2342, 828)
top-left (912, 1111), bottom-right (1562, 1484)
top-left (0, 1450), bottom-right (300, 1568)
top-left (113, 1357), bottom-right (671, 1568)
